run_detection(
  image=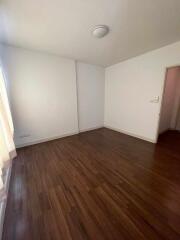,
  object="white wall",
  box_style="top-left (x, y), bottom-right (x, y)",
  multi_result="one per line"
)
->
top-left (105, 41), bottom-right (180, 143)
top-left (2, 40), bottom-right (180, 147)
top-left (76, 62), bottom-right (104, 132)
top-left (159, 67), bottom-right (180, 133)
top-left (0, 45), bottom-right (2, 64)
top-left (0, 45), bottom-right (11, 98)
top-left (2, 46), bottom-right (79, 147)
